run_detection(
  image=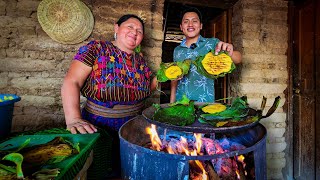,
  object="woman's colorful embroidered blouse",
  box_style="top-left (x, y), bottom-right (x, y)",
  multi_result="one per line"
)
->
top-left (74, 40), bottom-right (152, 102)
